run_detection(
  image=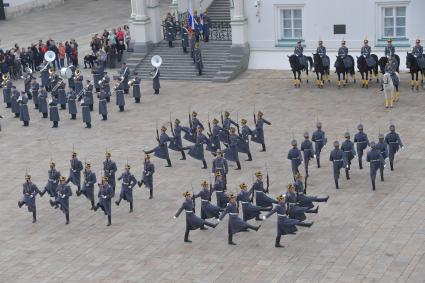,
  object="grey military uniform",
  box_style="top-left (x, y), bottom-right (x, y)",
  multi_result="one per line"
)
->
top-left (193, 188), bottom-right (221, 219)
top-left (19, 95), bottom-right (30, 123)
top-left (67, 91), bottom-right (78, 115)
top-left (117, 172), bottom-right (137, 202)
top-left (81, 170), bottom-right (97, 202)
